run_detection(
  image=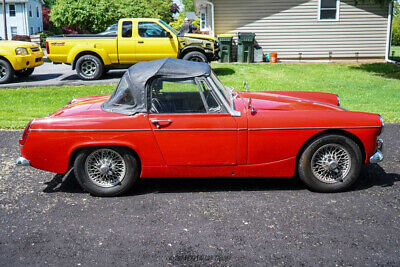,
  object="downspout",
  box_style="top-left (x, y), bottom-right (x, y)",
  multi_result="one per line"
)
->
top-left (385, 1), bottom-right (395, 63)
top-left (23, 3), bottom-right (29, 36)
top-left (208, 1), bottom-right (214, 36)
